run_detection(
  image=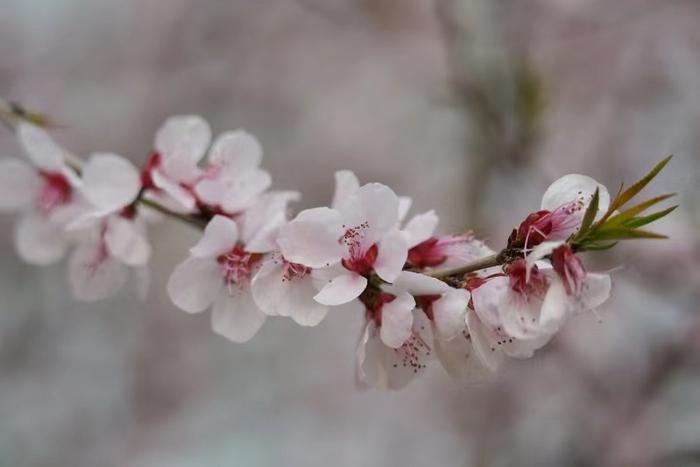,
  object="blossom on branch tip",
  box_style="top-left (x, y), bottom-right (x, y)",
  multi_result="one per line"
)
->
top-left (0, 123), bottom-right (79, 265)
top-left (509, 174), bottom-right (610, 249)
